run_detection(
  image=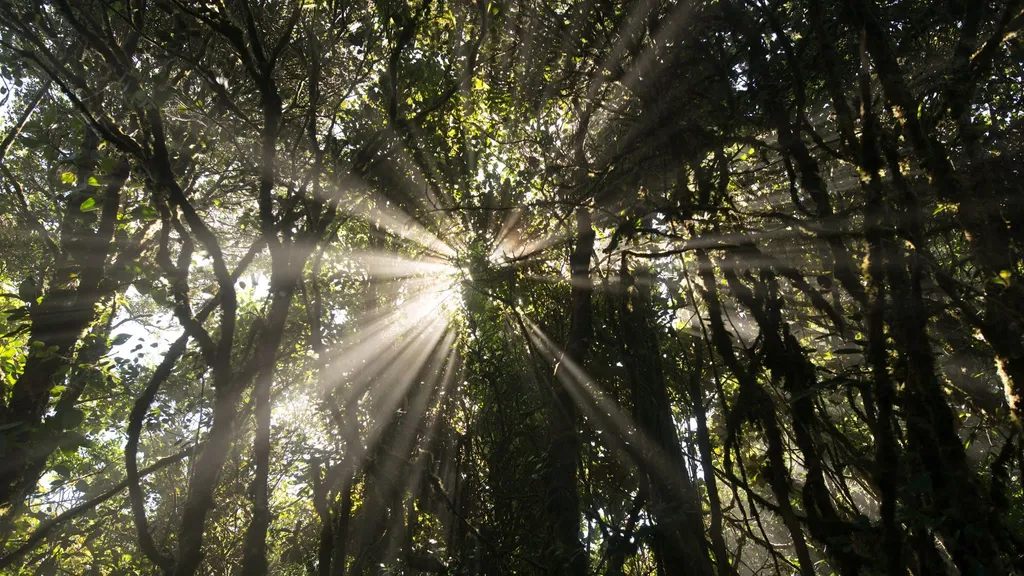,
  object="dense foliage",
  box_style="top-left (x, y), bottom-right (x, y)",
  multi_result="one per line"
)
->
top-left (0, 0), bottom-right (1022, 574)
